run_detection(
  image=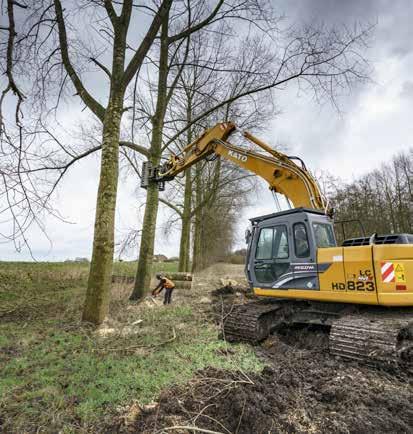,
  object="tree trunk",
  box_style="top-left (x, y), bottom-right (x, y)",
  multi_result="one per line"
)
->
top-left (198, 159), bottom-right (222, 269)
top-left (130, 179), bottom-right (160, 299)
top-left (81, 11), bottom-right (130, 323)
top-left (130, 8), bottom-right (170, 300)
top-left (191, 163), bottom-right (203, 272)
top-left (82, 99), bottom-right (122, 324)
top-left (178, 169), bottom-right (192, 271)
top-left (178, 113), bottom-right (193, 272)
top-left (184, 227), bottom-right (191, 270)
